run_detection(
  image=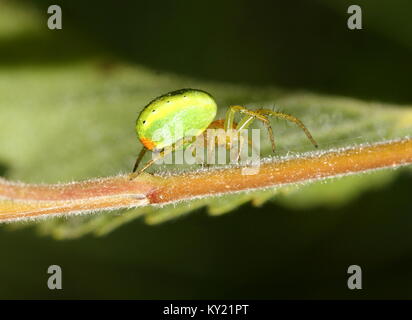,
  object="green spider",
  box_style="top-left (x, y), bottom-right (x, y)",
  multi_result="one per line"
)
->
top-left (129, 88), bottom-right (318, 179)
